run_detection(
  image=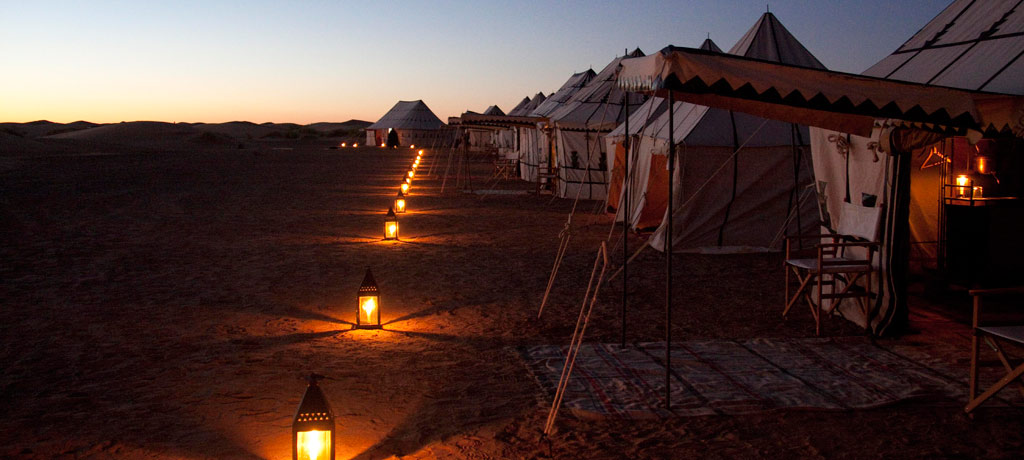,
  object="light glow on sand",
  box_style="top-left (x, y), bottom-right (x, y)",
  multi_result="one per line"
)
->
top-left (296, 430), bottom-right (329, 460)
